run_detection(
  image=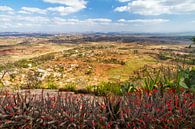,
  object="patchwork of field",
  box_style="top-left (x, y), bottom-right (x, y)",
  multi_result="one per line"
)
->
top-left (0, 36), bottom-right (194, 91)
top-left (0, 38), bottom-right (75, 63)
